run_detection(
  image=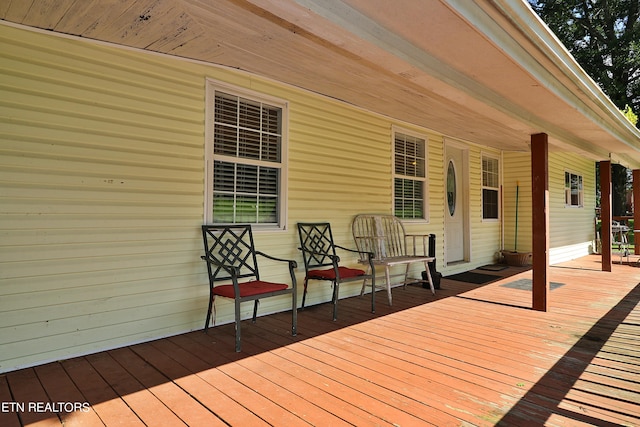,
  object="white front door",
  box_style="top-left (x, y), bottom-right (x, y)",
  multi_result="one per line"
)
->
top-left (445, 145), bottom-right (468, 263)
